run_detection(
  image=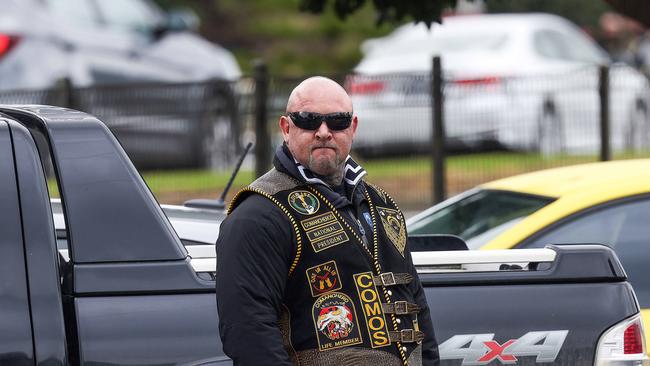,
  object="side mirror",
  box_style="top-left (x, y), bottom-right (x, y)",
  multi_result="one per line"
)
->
top-left (408, 234), bottom-right (469, 252)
